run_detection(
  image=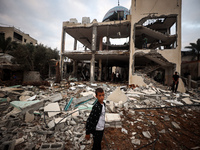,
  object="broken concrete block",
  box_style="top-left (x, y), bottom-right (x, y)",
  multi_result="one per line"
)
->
top-left (131, 139), bottom-right (140, 145)
top-left (161, 96), bottom-right (168, 100)
top-left (163, 115), bottom-right (170, 121)
top-left (144, 100), bottom-right (151, 105)
top-left (70, 83), bottom-right (75, 86)
top-left (105, 113), bottom-right (121, 122)
top-left (44, 102), bottom-right (60, 117)
top-left (80, 91), bottom-right (95, 97)
top-left (15, 137), bottom-right (24, 146)
top-left (10, 100), bottom-right (43, 111)
top-left (48, 120), bottom-right (55, 129)
top-left (192, 99), bottom-right (200, 103)
top-left (27, 95), bottom-right (37, 101)
top-left (86, 86), bottom-right (95, 91)
top-left (159, 129), bottom-right (166, 134)
top-left (107, 87), bottom-right (128, 103)
top-left (106, 101), bottom-right (115, 112)
top-left (177, 78), bottom-right (186, 93)
top-left (49, 93), bottom-right (63, 102)
top-left (69, 87), bottom-right (76, 91)
top-left (73, 94), bottom-right (94, 106)
top-left (77, 84), bottom-right (86, 88)
top-left (142, 131), bottom-right (151, 138)
top-left (171, 121), bottom-right (181, 129)
top-left (165, 100), bottom-right (183, 105)
top-left (121, 128), bottom-right (128, 134)
top-left (91, 83), bottom-right (97, 87)
top-left (25, 111), bottom-right (34, 123)
top-left (55, 118), bottom-right (67, 124)
top-left (19, 95), bottom-right (31, 101)
top-left (130, 74), bottom-right (147, 86)
top-left (182, 98), bottom-right (193, 105)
